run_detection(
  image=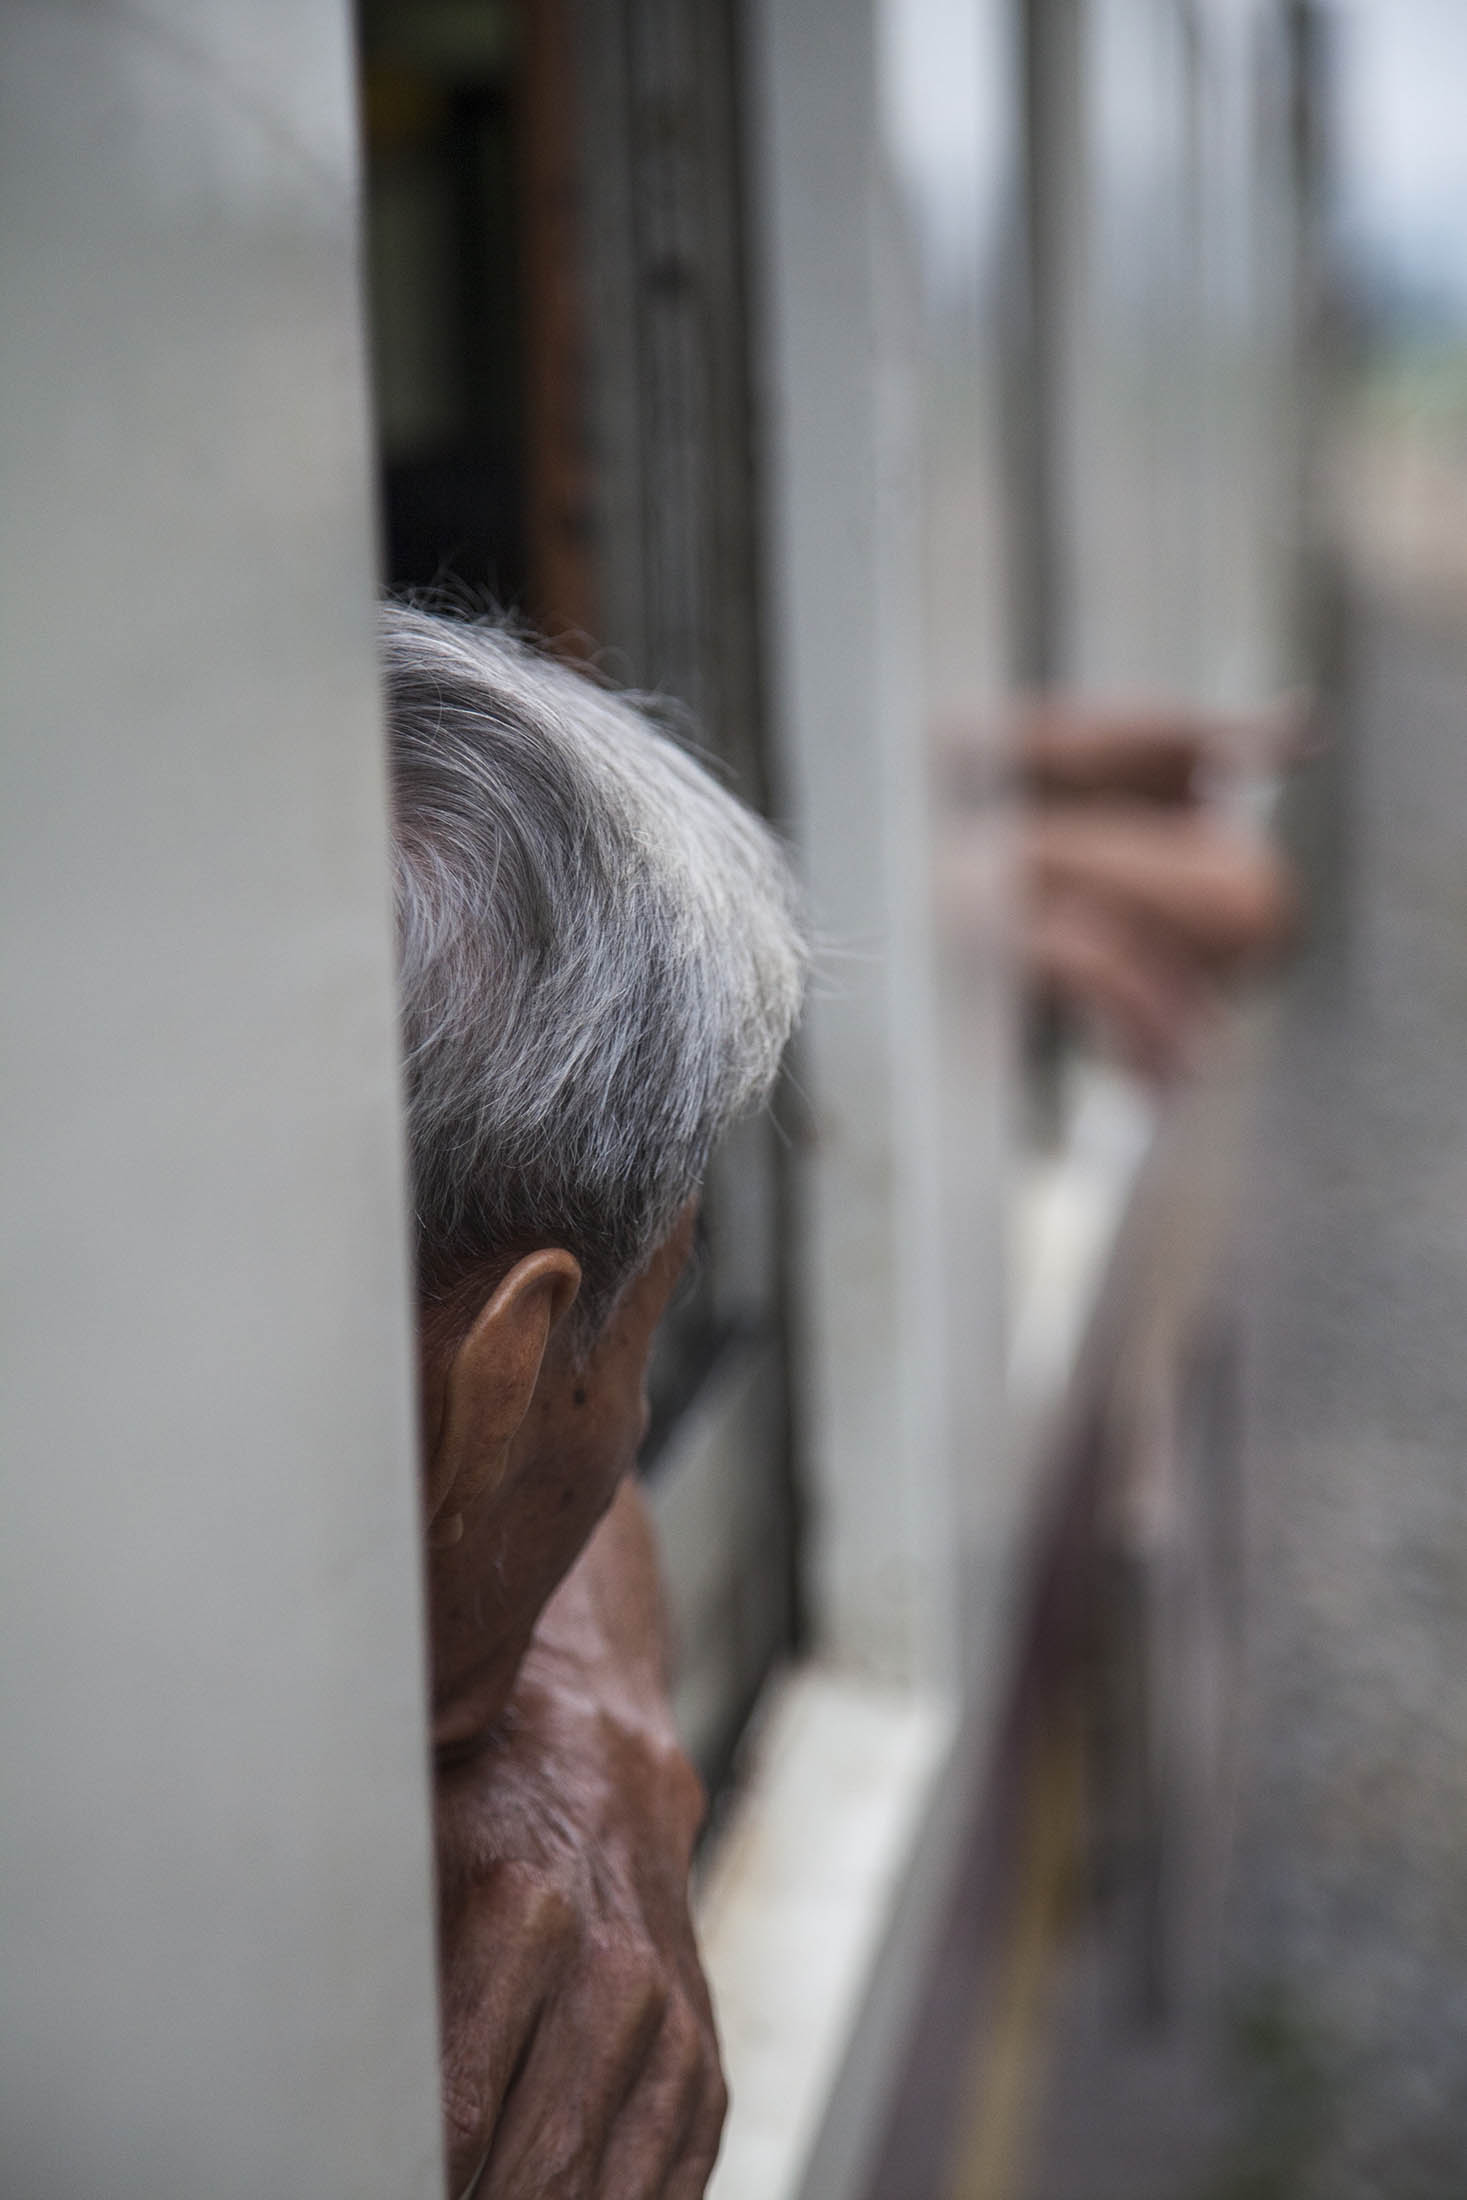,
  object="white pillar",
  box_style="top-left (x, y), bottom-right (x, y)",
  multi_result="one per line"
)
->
top-left (748, 0), bottom-right (1013, 1697)
top-left (0, 6), bottom-right (442, 2193)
